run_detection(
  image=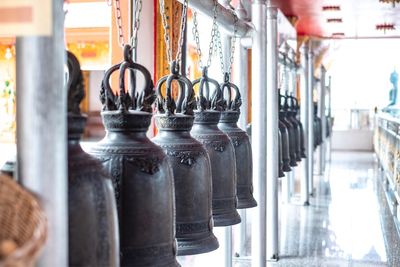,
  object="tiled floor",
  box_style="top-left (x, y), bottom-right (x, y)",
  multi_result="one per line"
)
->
top-left (179, 151), bottom-right (400, 267)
